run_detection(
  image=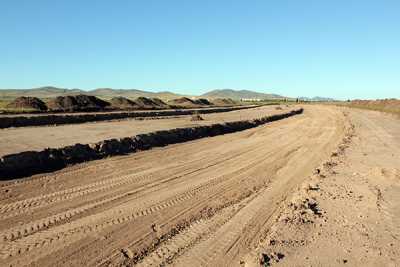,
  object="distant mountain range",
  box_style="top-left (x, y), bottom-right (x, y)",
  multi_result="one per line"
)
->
top-left (0, 86), bottom-right (185, 100)
top-left (200, 89), bottom-right (285, 100)
top-left (0, 86), bottom-right (286, 100)
top-left (0, 86), bottom-right (334, 102)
